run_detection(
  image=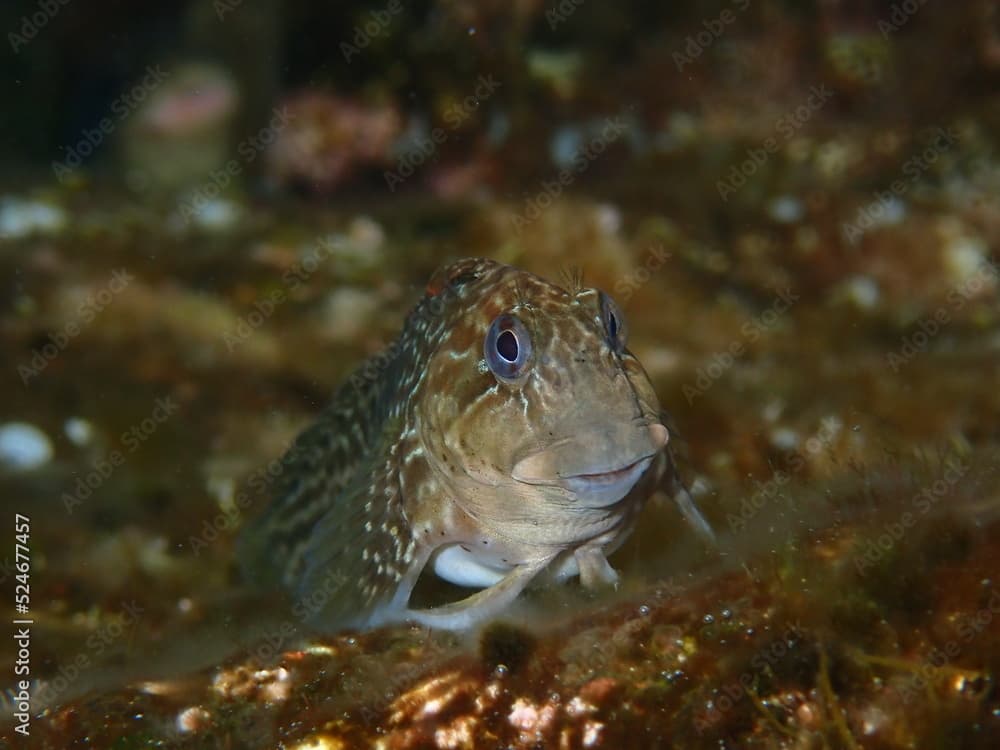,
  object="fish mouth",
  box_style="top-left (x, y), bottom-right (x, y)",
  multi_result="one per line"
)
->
top-left (556, 455), bottom-right (656, 505)
top-left (512, 423), bottom-right (666, 507)
top-left (564, 454), bottom-right (655, 486)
